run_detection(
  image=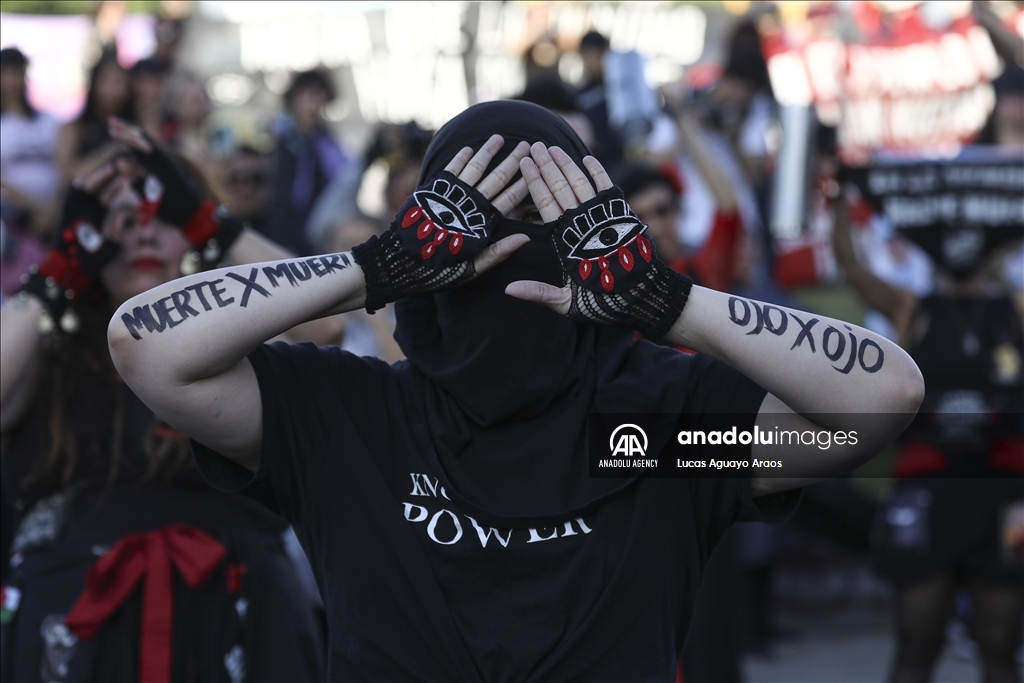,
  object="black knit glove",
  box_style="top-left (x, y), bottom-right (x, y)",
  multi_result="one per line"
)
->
top-left (352, 171), bottom-right (501, 313)
top-left (129, 134), bottom-right (203, 229)
top-left (551, 187), bottom-right (692, 339)
top-left (121, 127), bottom-right (242, 264)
